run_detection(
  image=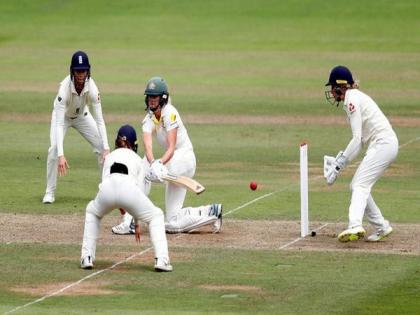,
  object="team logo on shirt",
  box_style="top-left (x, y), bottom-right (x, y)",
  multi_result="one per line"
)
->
top-left (57, 96), bottom-right (62, 102)
top-left (348, 103), bottom-right (356, 113)
top-left (97, 93), bottom-right (101, 102)
top-left (170, 113), bottom-right (176, 122)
